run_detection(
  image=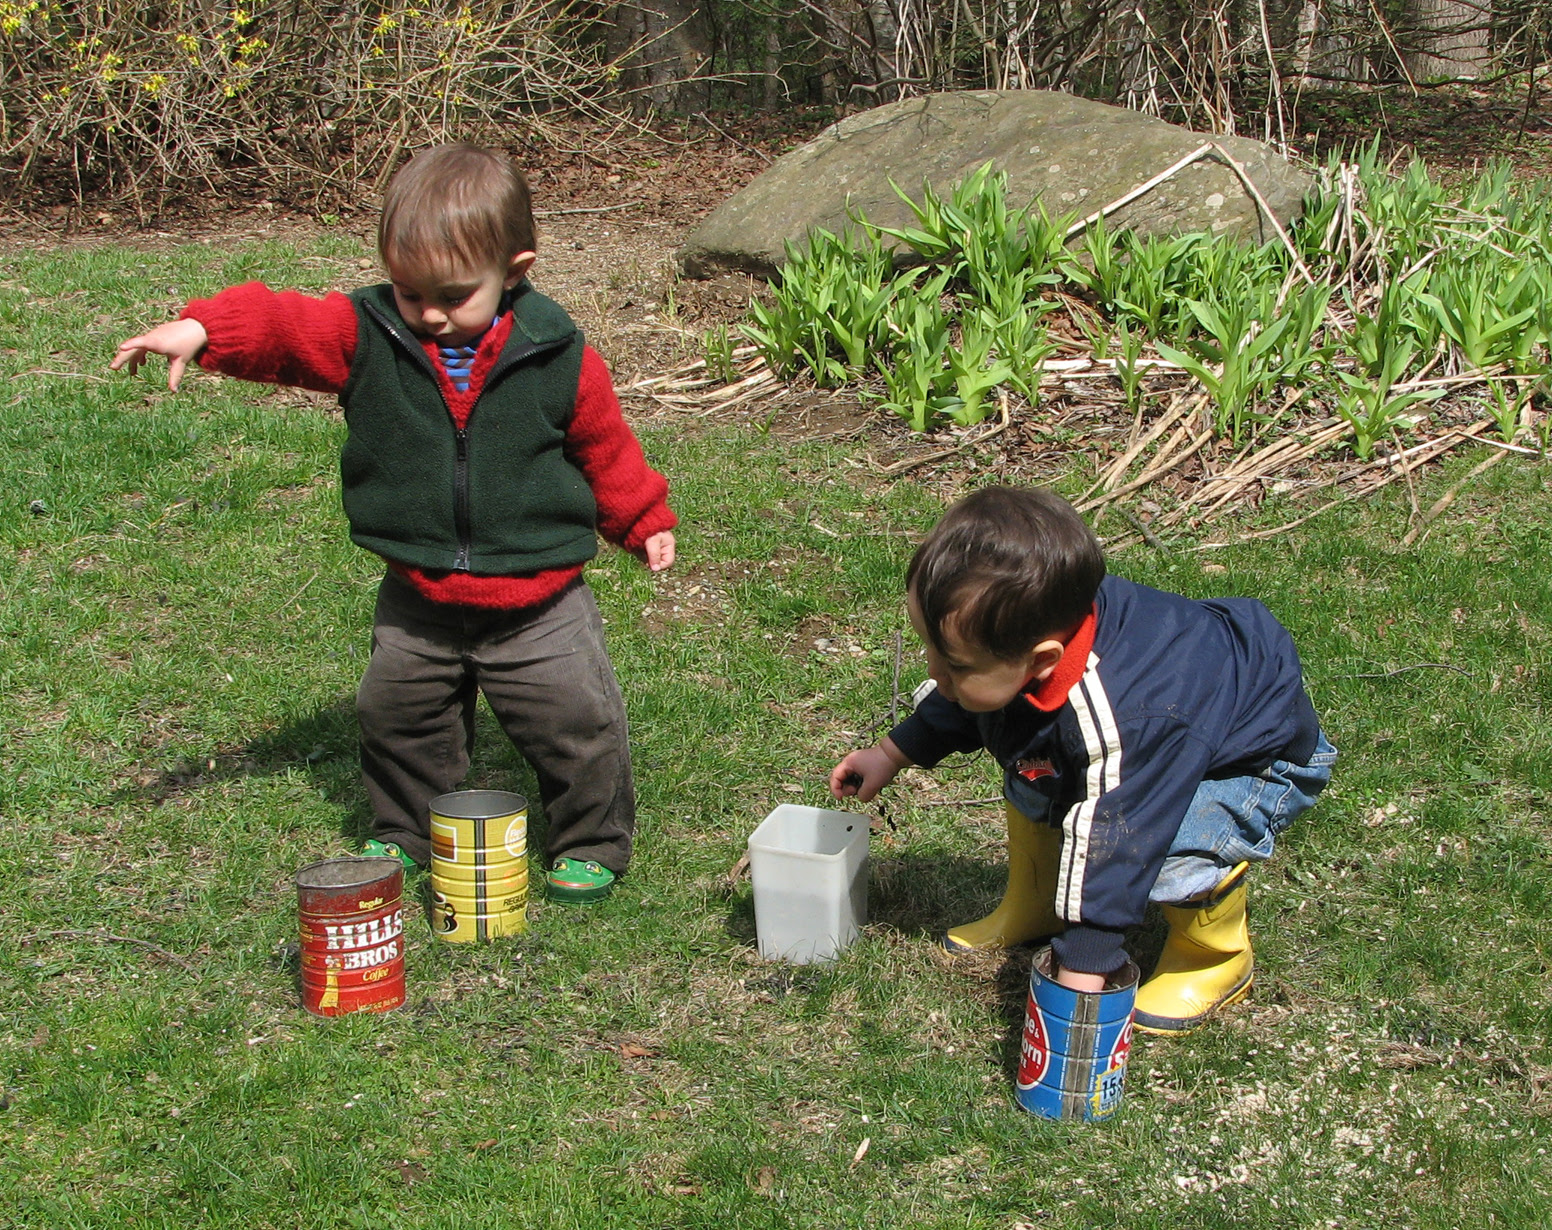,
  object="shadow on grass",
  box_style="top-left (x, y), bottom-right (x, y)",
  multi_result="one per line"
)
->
top-left (108, 697), bottom-right (362, 805)
top-left (724, 846), bottom-right (1178, 1082)
top-left (722, 850), bottom-right (1021, 947)
top-left (107, 700), bottom-right (550, 850)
